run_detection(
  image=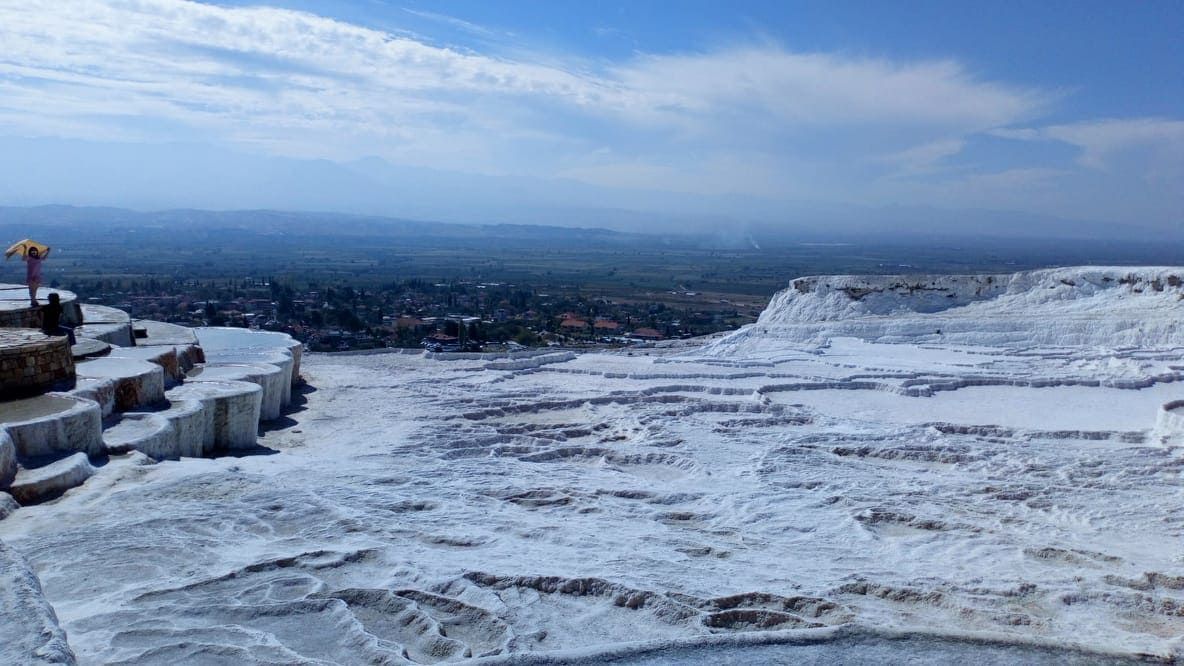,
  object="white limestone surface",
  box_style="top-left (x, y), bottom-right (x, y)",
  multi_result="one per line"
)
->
top-left (703, 266), bottom-right (1184, 353)
top-left (75, 305), bottom-right (133, 347)
top-left (1, 394), bottom-right (102, 458)
top-left (9, 453), bottom-right (96, 505)
top-left (0, 430), bottom-right (14, 489)
top-left (1154, 400), bottom-right (1184, 446)
top-left (151, 398), bottom-right (216, 459)
top-left (0, 541), bottom-right (75, 665)
top-left (69, 377), bottom-right (116, 418)
top-left (195, 327), bottom-right (303, 386)
top-left (106, 345), bottom-right (188, 386)
top-left (102, 412), bottom-right (175, 459)
top-left (0, 267), bottom-right (1180, 664)
top-left (188, 362), bottom-right (286, 421)
top-left (167, 379), bottom-right (262, 452)
top-left (199, 348), bottom-right (296, 406)
top-left (0, 492), bottom-right (18, 519)
top-left (73, 358), bottom-right (165, 411)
